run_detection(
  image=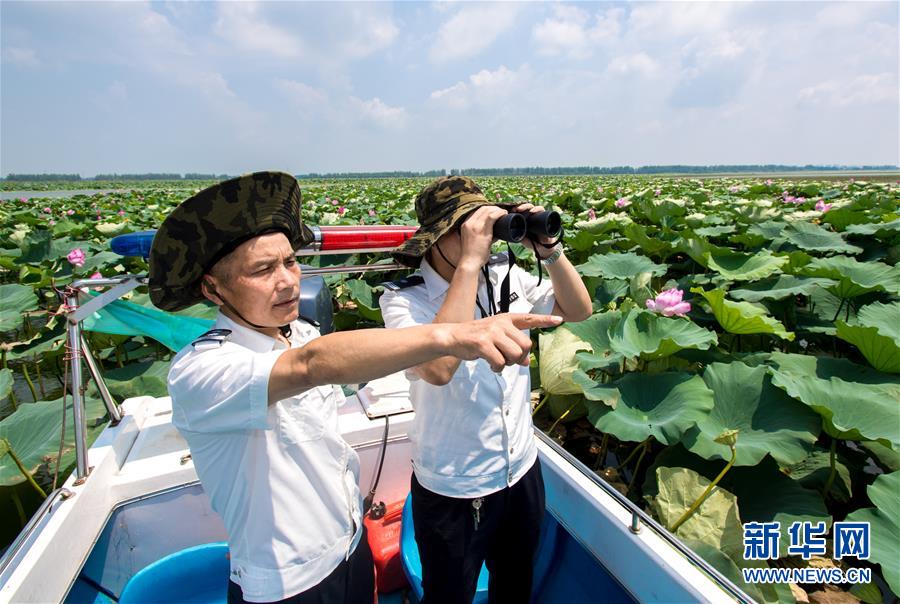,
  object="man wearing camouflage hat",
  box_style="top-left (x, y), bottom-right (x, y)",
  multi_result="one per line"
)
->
top-left (149, 171), bottom-right (563, 604)
top-left (380, 176), bottom-right (592, 604)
